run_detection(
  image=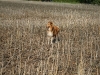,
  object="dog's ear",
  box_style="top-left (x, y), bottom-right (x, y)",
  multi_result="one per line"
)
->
top-left (51, 25), bottom-right (54, 31)
top-left (48, 21), bottom-right (53, 26)
top-left (49, 21), bottom-right (53, 25)
top-left (49, 22), bottom-right (54, 31)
